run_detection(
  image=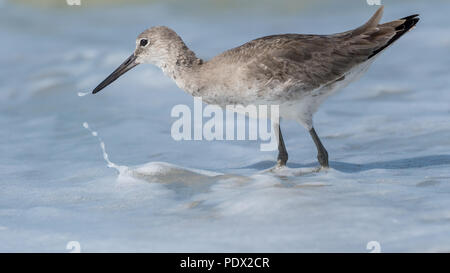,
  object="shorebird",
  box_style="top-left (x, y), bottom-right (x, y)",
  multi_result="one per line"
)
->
top-left (90, 6), bottom-right (419, 168)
